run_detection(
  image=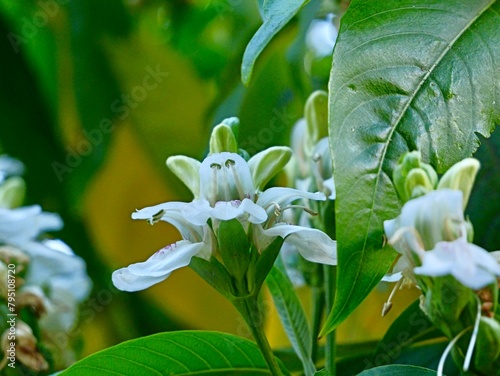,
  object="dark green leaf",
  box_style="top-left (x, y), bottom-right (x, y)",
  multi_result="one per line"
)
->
top-left (325, 0), bottom-right (500, 334)
top-left (314, 370), bottom-right (332, 376)
top-left (60, 331), bottom-right (287, 375)
top-left (358, 364), bottom-right (437, 376)
top-left (241, 0), bottom-right (308, 85)
top-left (266, 266), bottom-right (316, 375)
top-left (467, 130), bottom-right (500, 250)
top-left (373, 300), bottom-right (436, 365)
